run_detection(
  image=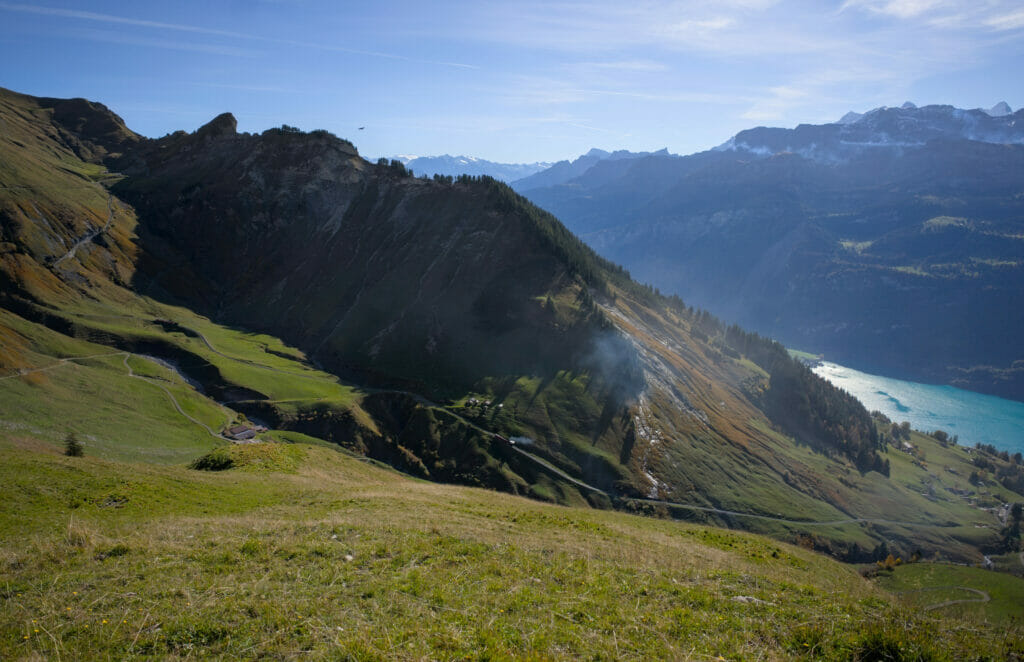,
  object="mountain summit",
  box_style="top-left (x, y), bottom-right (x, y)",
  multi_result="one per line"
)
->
top-left (987, 101), bottom-right (1013, 117)
top-left (718, 102), bottom-right (1024, 163)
